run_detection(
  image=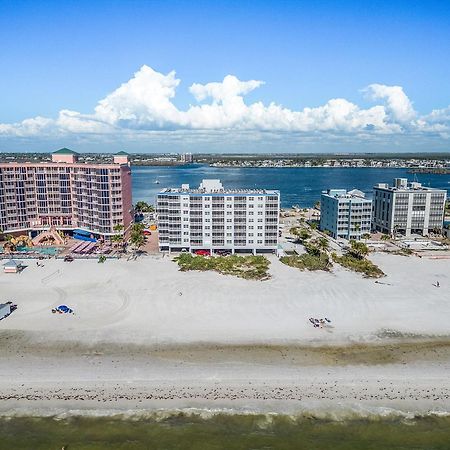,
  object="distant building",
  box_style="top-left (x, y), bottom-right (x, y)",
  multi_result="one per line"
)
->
top-left (180, 153), bottom-right (194, 163)
top-left (320, 189), bottom-right (372, 240)
top-left (372, 178), bottom-right (447, 236)
top-left (156, 179), bottom-right (280, 253)
top-left (0, 148), bottom-right (133, 240)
